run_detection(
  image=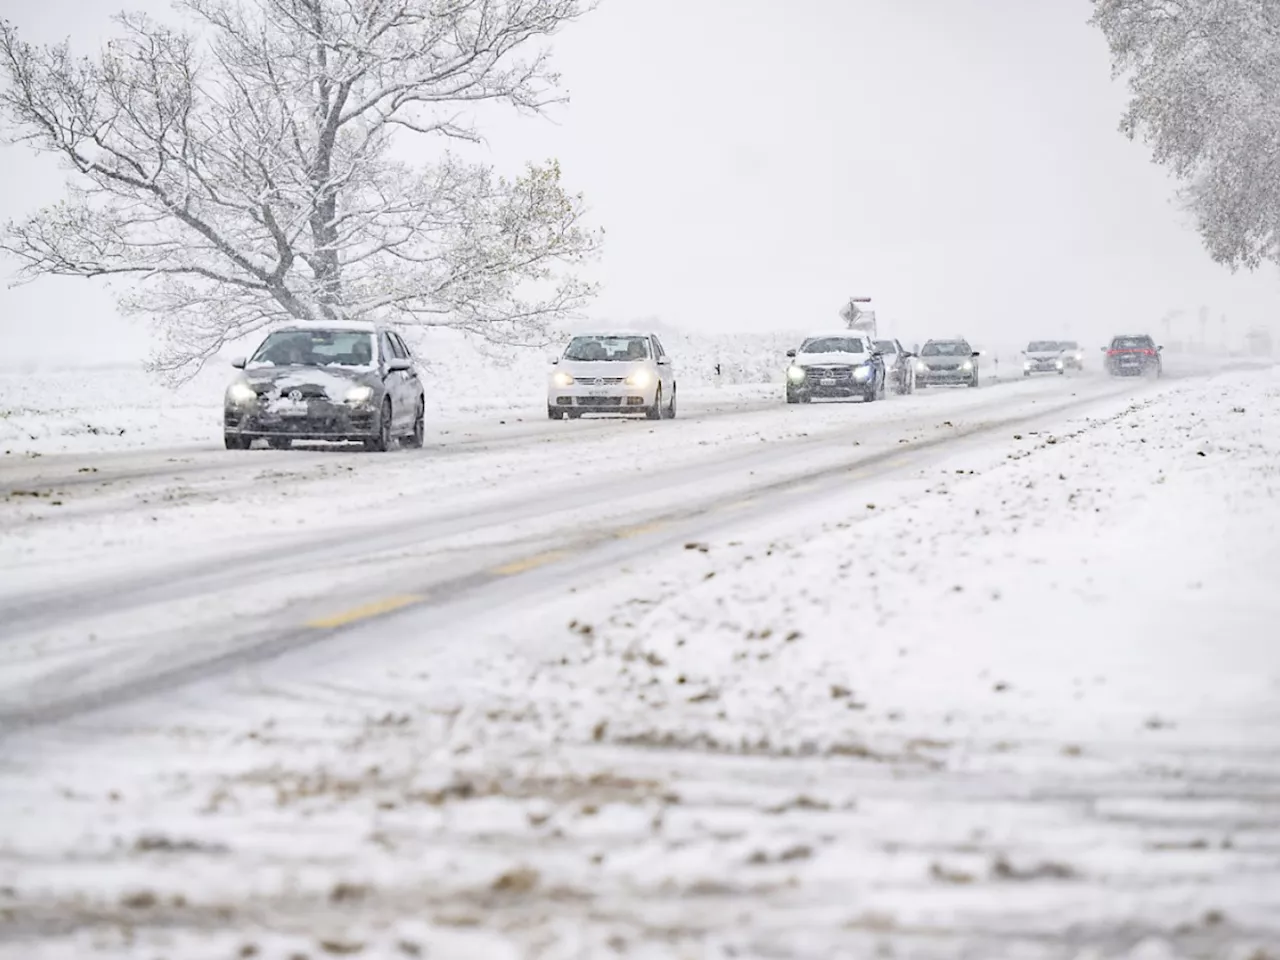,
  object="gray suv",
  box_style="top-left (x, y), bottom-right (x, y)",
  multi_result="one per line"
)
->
top-left (223, 322), bottom-right (425, 451)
